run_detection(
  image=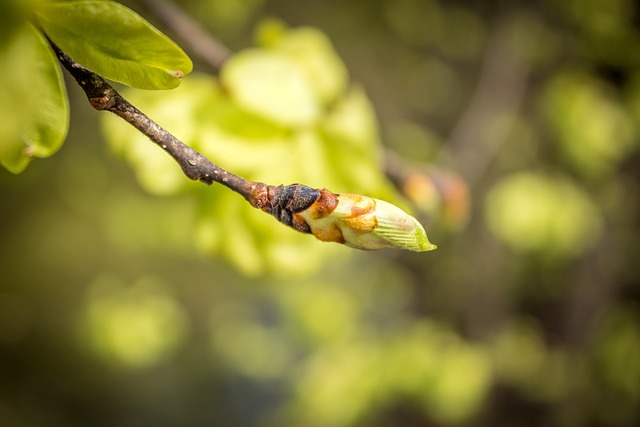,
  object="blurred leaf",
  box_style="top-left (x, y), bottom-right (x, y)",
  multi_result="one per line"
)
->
top-left (540, 70), bottom-right (636, 178)
top-left (485, 172), bottom-right (603, 258)
top-left (426, 343), bottom-right (491, 423)
top-left (385, 323), bottom-right (491, 424)
top-left (322, 85), bottom-right (379, 154)
top-left (321, 85), bottom-right (400, 203)
top-left (0, 23), bottom-right (68, 173)
top-left (594, 305), bottom-right (640, 397)
top-left (277, 281), bottom-right (358, 344)
top-left (587, 304), bottom-right (640, 425)
top-left (284, 321), bottom-right (491, 426)
top-left (267, 25), bottom-right (349, 105)
top-left (83, 275), bottom-right (188, 367)
top-left (255, 17), bottom-right (288, 47)
top-left (384, 0), bottom-right (443, 47)
top-left (36, 0), bottom-right (192, 89)
top-left (221, 48), bottom-right (319, 126)
top-left (291, 341), bottom-right (382, 427)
